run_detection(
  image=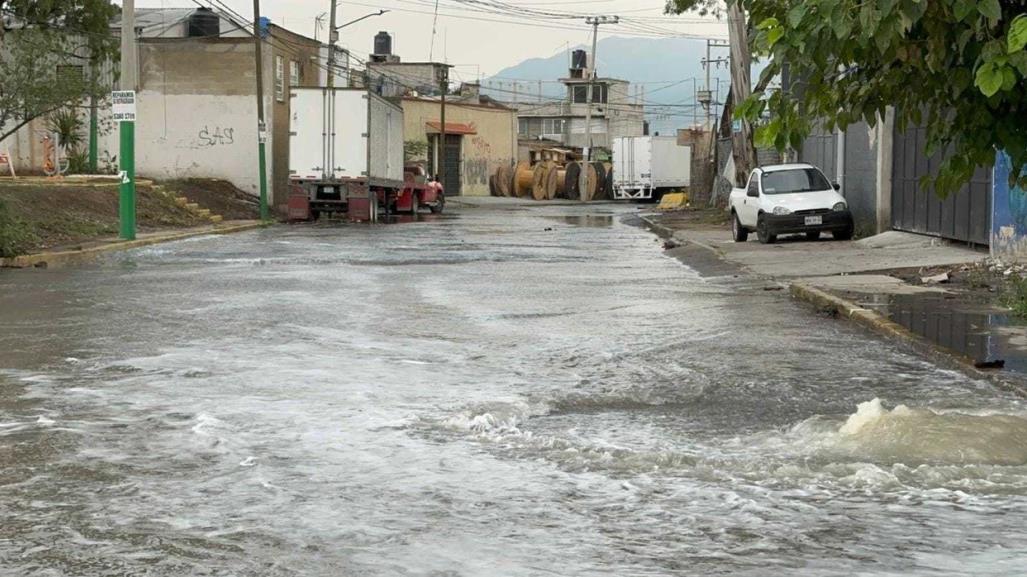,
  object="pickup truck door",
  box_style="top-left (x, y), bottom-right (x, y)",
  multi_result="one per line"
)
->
top-left (739, 172), bottom-right (761, 227)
